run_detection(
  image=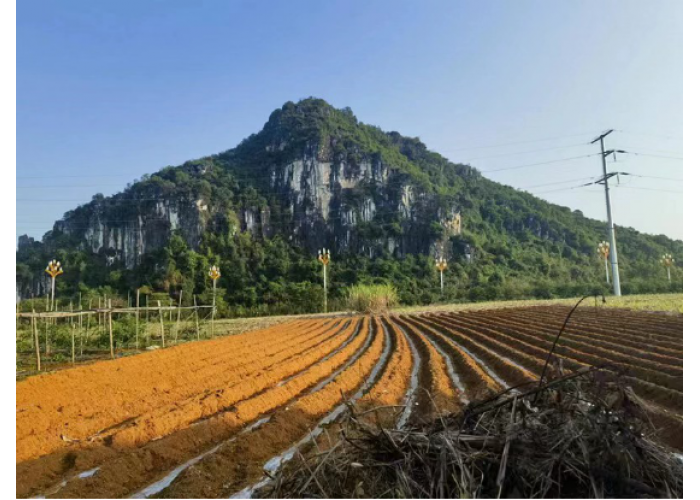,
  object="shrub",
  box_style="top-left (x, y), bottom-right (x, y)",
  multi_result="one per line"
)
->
top-left (346, 284), bottom-right (399, 314)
